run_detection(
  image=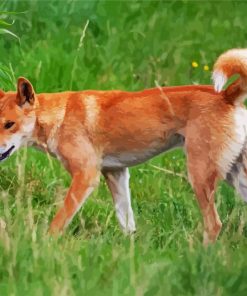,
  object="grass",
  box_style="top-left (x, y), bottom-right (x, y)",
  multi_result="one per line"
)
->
top-left (0, 0), bottom-right (247, 295)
